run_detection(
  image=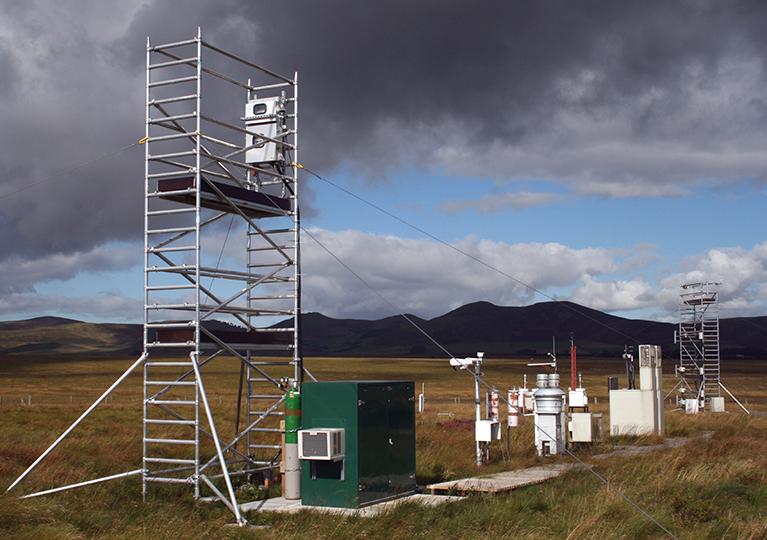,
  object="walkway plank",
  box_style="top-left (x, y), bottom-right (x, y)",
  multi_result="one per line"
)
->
top-left (427, 463), bottom-right (580, 495)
